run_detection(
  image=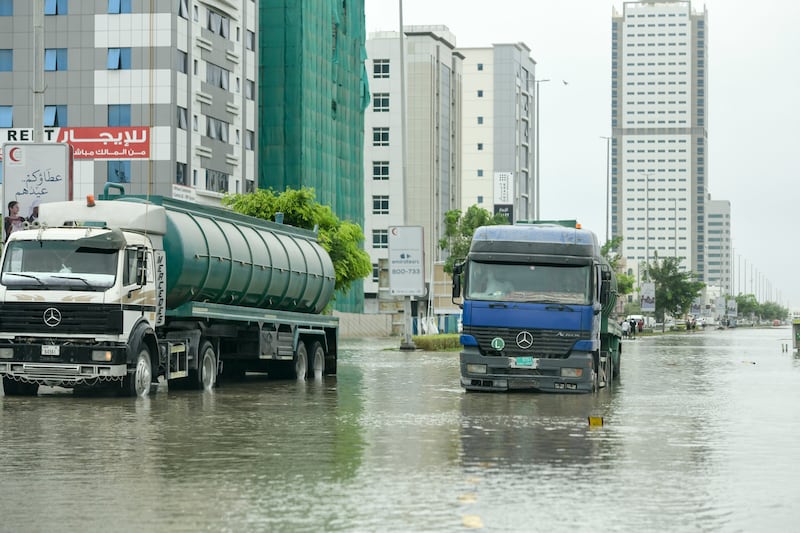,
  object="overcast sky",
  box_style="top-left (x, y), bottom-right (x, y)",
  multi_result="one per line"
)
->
top-left (364, 0), bottom-right (800, 310)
